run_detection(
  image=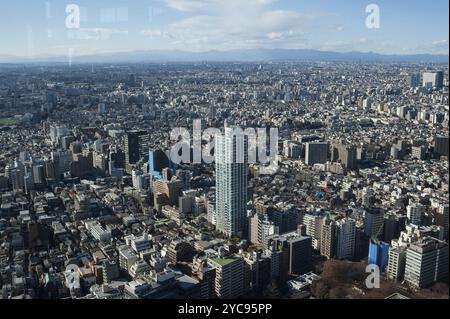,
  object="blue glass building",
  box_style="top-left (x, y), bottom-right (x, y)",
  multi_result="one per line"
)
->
top-left (149, 149), bottom-right (170, 180)
top-left (368, 240), bottom-right (390, 272)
